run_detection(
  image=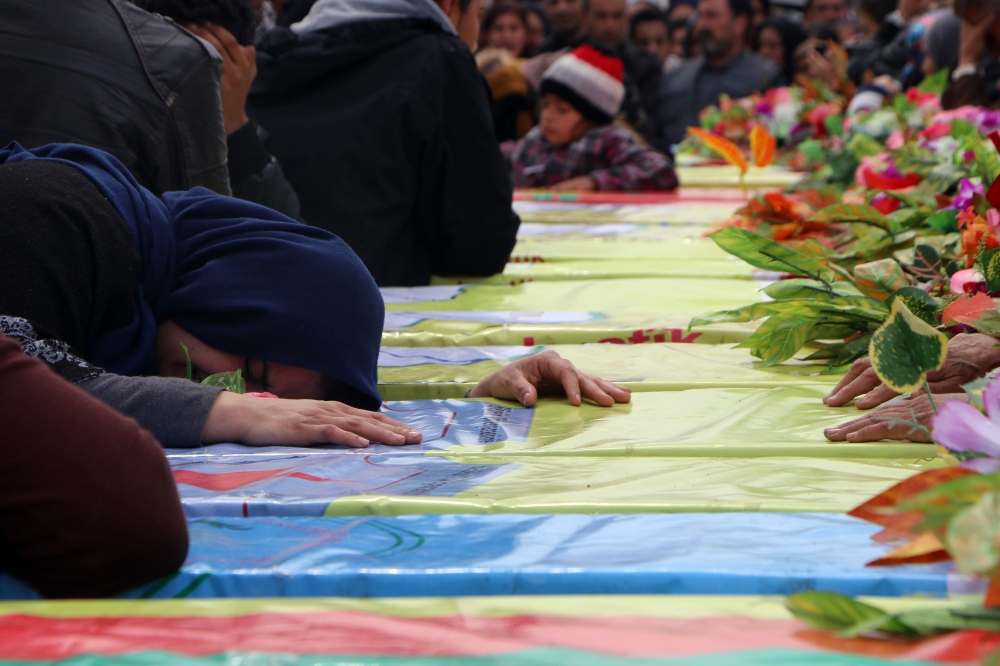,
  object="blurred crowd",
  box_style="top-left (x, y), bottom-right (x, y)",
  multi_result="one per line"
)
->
top-left (473, 0), bottom-right (999, 146)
